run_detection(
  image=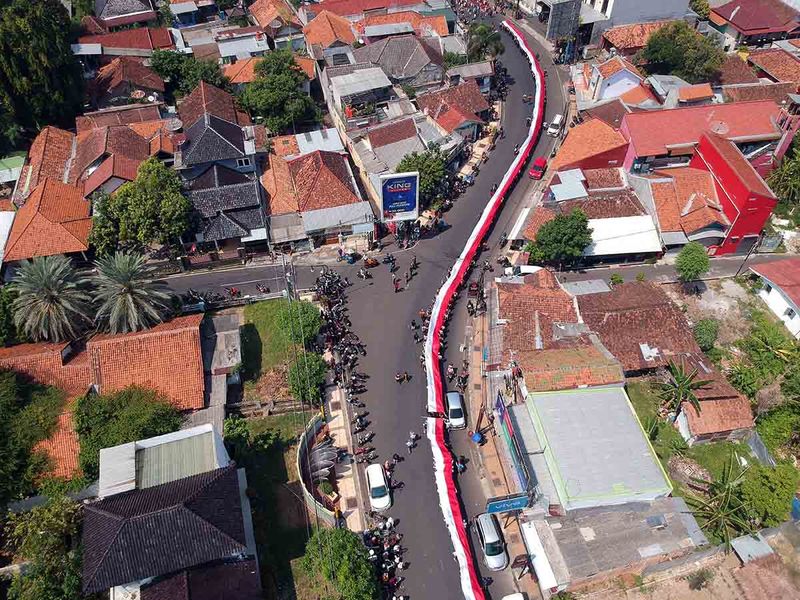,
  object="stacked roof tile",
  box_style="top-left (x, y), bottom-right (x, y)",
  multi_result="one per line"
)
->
top-left (416, 80), bottom-right (489, 132)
